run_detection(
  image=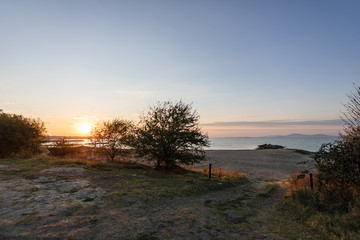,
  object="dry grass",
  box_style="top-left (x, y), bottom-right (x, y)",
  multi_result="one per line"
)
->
top-left (286, 172), bottom-right (318, 195)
